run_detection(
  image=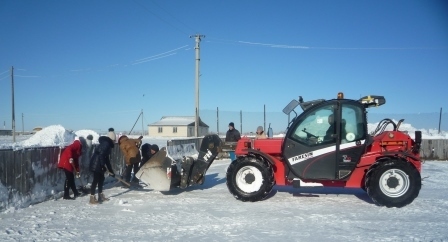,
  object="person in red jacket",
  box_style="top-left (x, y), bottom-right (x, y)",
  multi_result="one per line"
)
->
top-left (58, 138), bottom-right (82, 200)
